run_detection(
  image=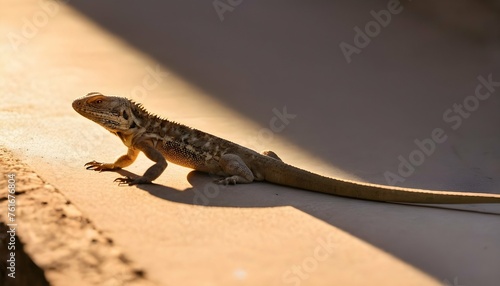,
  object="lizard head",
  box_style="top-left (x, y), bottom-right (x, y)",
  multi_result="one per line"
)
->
top-left (72, 92), bottom-right (136, 133)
